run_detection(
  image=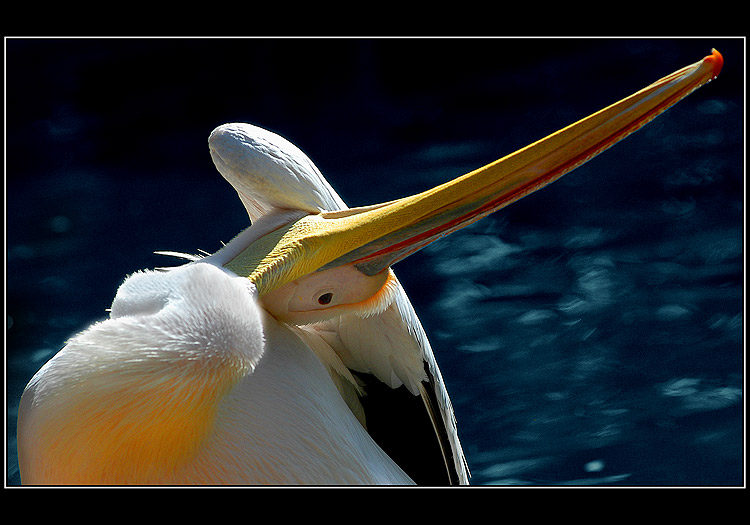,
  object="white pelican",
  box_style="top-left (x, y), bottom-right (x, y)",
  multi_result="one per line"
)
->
top-left (17, 50), bottom-right (723, 485)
